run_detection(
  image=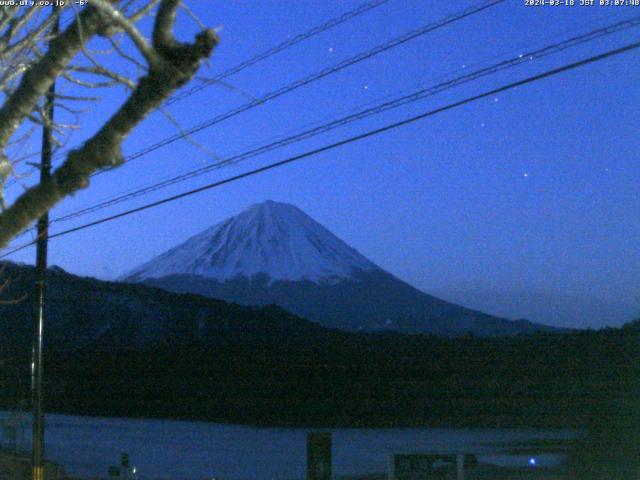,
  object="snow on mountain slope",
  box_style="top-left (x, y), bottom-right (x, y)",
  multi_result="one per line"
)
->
top-left (122, 200), bottom-right (561, 336)
top-left (123, 200), bottom-right (378, 283)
